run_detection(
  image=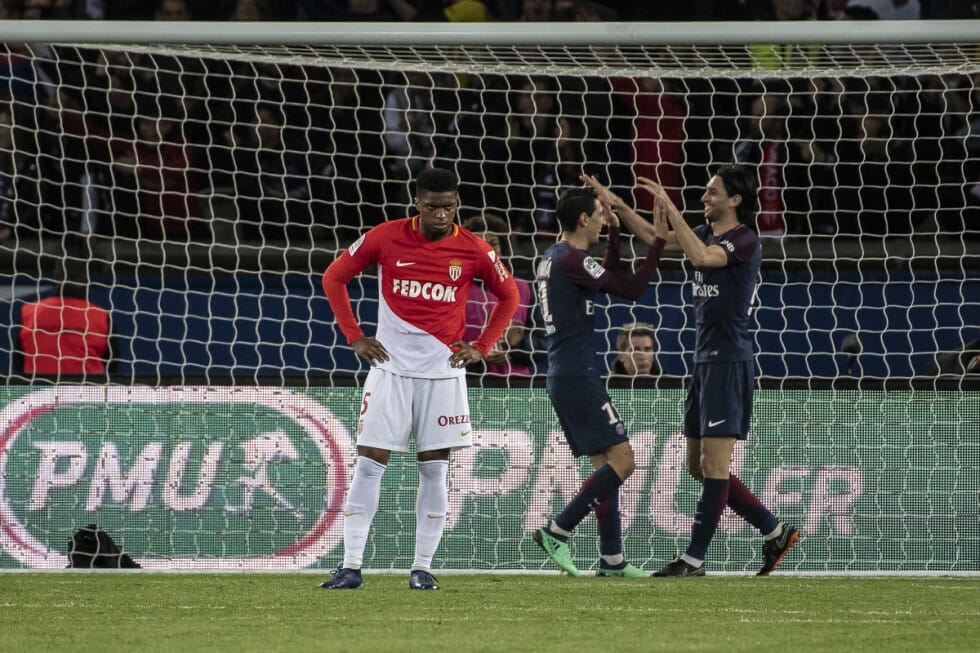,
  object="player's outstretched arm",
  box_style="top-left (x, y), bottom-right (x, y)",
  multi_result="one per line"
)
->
top-left (580, 173), bottom-right (657, 245)
top-left (637, 176), bottom-right (728, 268)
